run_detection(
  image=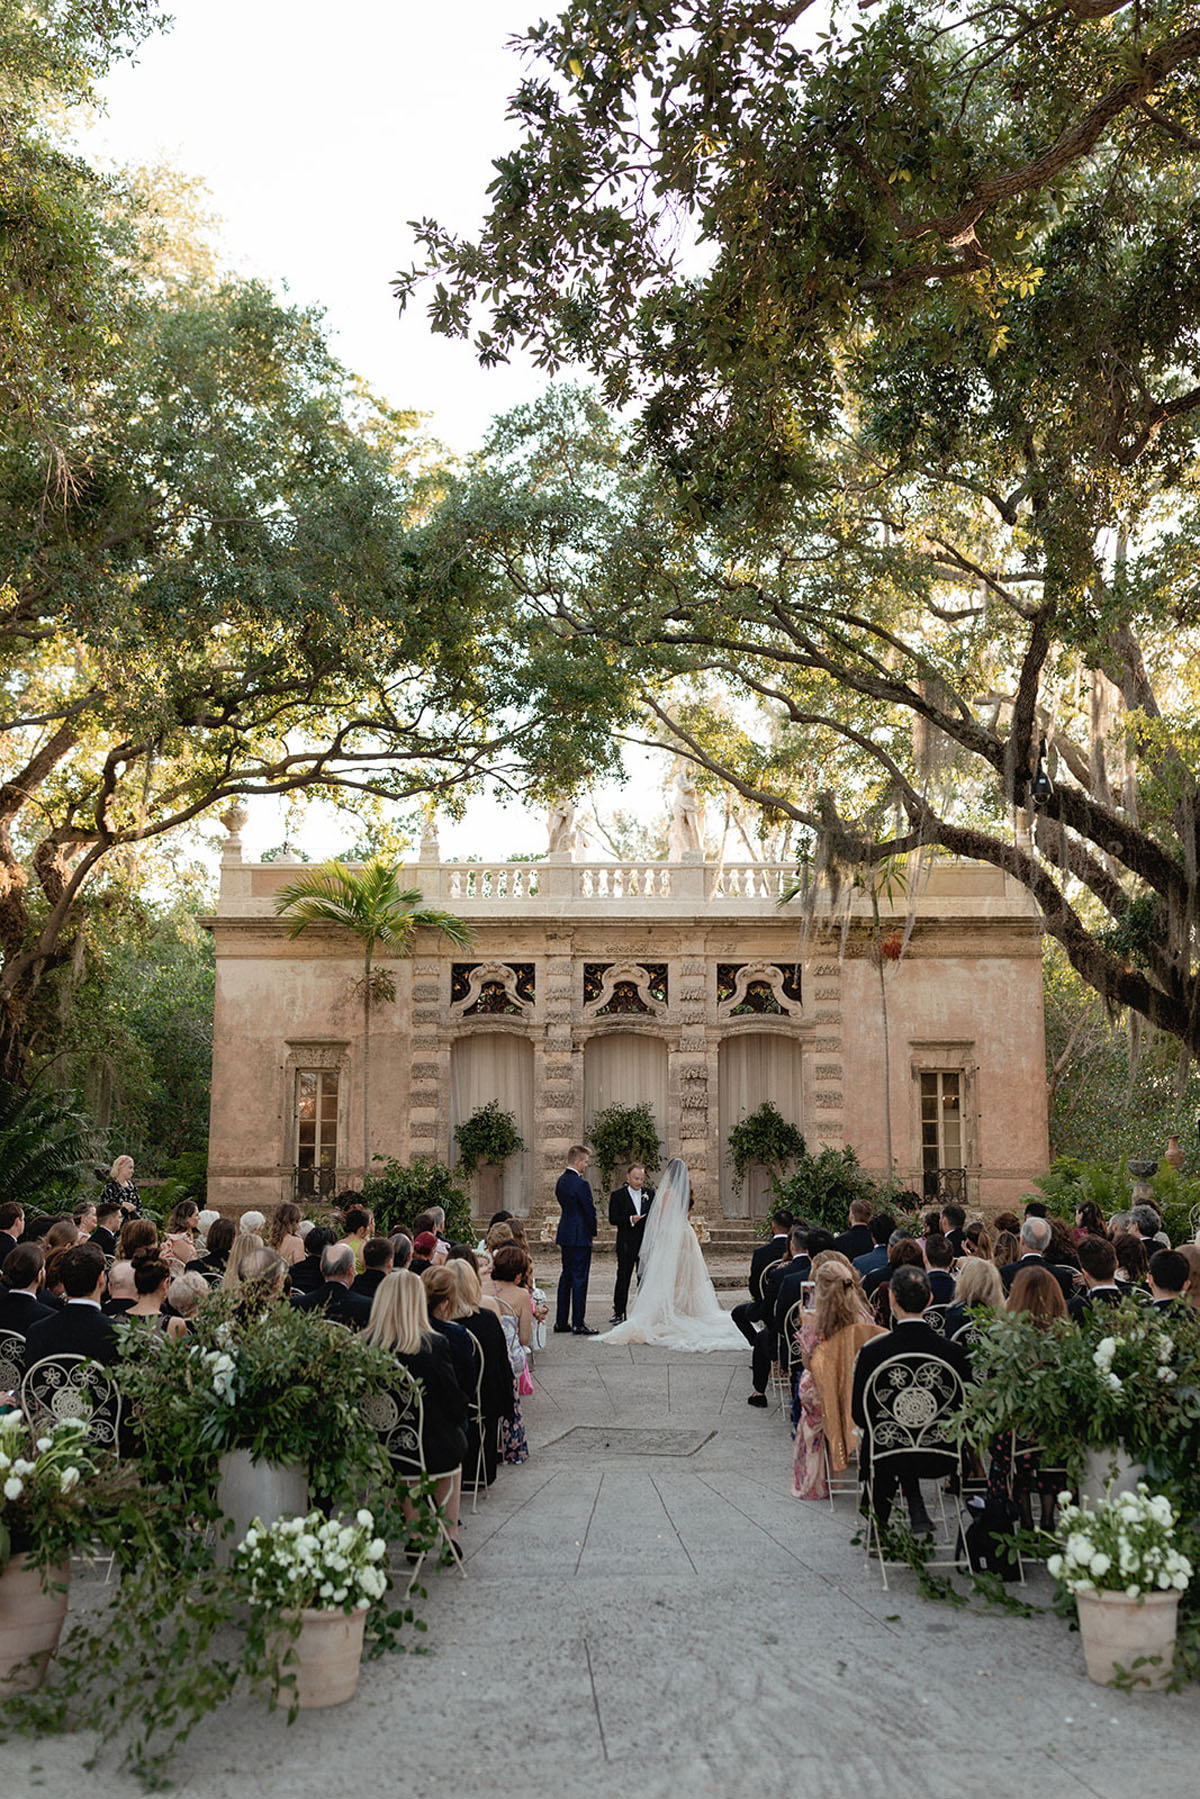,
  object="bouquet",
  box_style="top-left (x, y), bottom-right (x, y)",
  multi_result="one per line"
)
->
top-left (0, 1412), bottom-right (106, 1573)
top-left (1047, 1485), bottom-right (1193, 1599)
top-left (232, 1509), bottom-right (389, 1614)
